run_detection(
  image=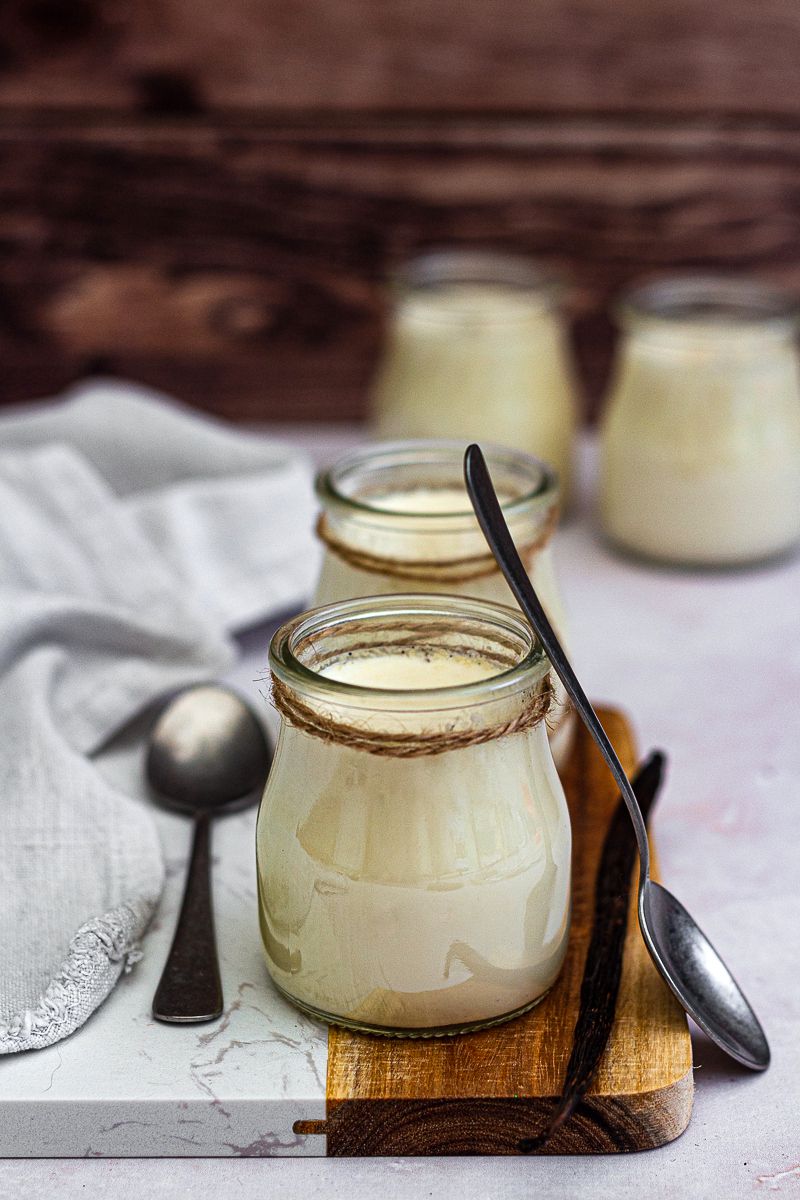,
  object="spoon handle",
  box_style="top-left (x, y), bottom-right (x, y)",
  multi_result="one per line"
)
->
top-left (153, 814), bottom-right (224, 1023)
top-left (463, 443), bottom-right (651, 878)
